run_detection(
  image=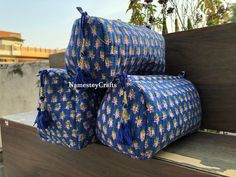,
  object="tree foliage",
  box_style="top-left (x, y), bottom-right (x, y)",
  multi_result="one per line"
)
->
top-left (229, 3), bottom-right (236, 22)
top-left (127, 0), bottom-right (230, 34)
top-left (198, 0), bottom-right (229, 25)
